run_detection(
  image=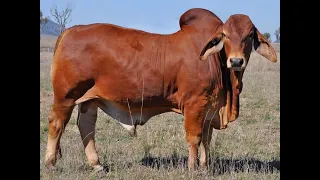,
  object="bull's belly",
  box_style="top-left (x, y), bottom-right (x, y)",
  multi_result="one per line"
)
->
top-left (94, 98), bottom-right (173, 134)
